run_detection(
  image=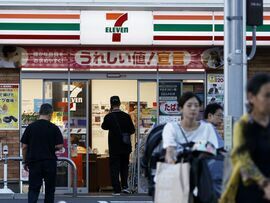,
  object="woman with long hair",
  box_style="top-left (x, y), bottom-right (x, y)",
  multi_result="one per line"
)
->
top-left (220, 73), bottom-right (270, 203)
